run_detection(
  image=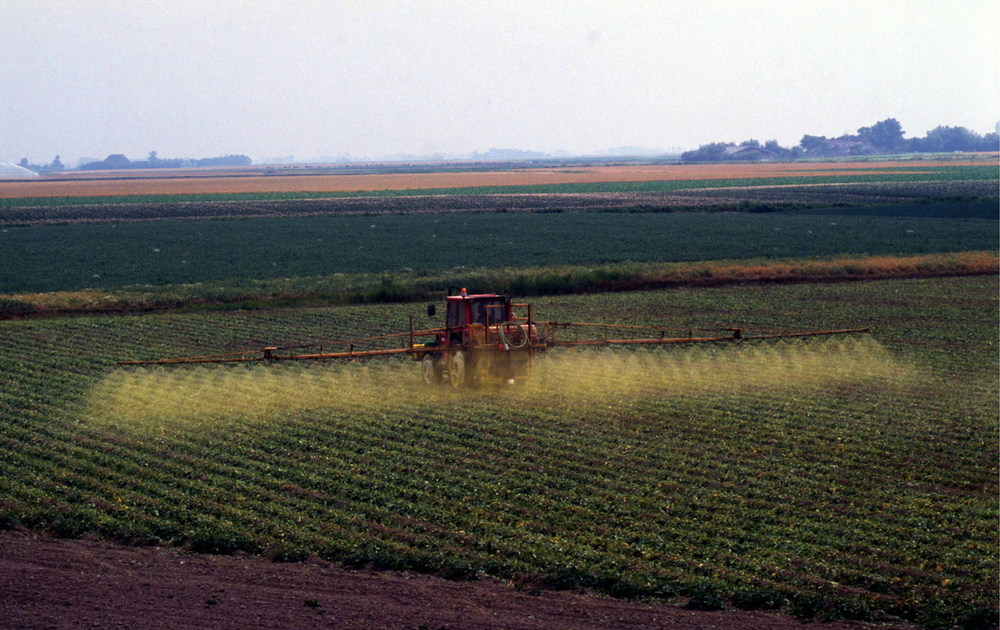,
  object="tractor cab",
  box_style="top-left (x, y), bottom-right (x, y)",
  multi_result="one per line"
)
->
top-left (445, 290), bottom-right (511, 339)
top-left (438, 290), bottom-right (514, 346)
top-left (420, 289), bottom-right (541, 387)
